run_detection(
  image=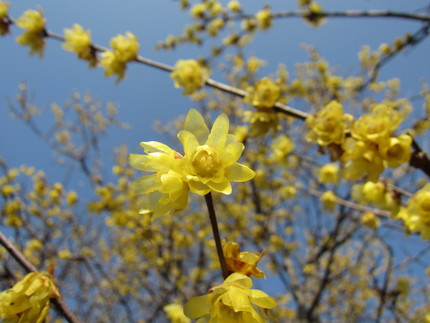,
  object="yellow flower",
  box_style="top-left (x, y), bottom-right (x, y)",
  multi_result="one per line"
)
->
top-left (15, 10), bottom-right (46, 57)
top-left (248, 77), bottom-right (280, 108)
top-left (398, 183), bottom-right (430, 239)
top-left (171, 59), bottom-right (209, 95)
top-left (110, 32), bottom-right (139, 63)
top-left (15, 10), bottom-right (45, 32)
top-left (100, 32), bottom-right (139, 82)
top-left (360, 211), bottom-right (380, 229)
top-left (62, 24), bottom-right (96, 67)
top-left (247, 111), bottom-right (279, 137)
top-left (164, 303), bottom-right (190, 323)
top-left (306, 101), bottom-right (353, 146)
top-left (227, 1), bottom-right (241, 12)
top-left (318, 163), bottom-right (339, 184)
top-left (304, 2), bottom-right (326, 27)
top-left (256, 8), bottom-right (272, 30)
top-left (320, 190), bottom-right (337, 211)
top-left (270, 135), bottom-right (295, 161)
top-left (0, 1), bottom-right (10, 36)
top-left (178, 109), bottom-right (255, 195)
top-left (100, 51), bottom-right (127, 82)
top-left (184, 273), bottom-right (277, 322)
top-left (0, 272), bottom-right (61, 323)
top-left (352, 104), bottom-right (404, 144)
top-left (223, 241), bottom-right (266, 278)
top-left (341, 139), bottom-right (384, 182)
top-left (378, 134), bottom-right (412, 168)
top-left (0, 2), bottom-right (9, 19)
top-left (129, 141), bottom-right (189, 219)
